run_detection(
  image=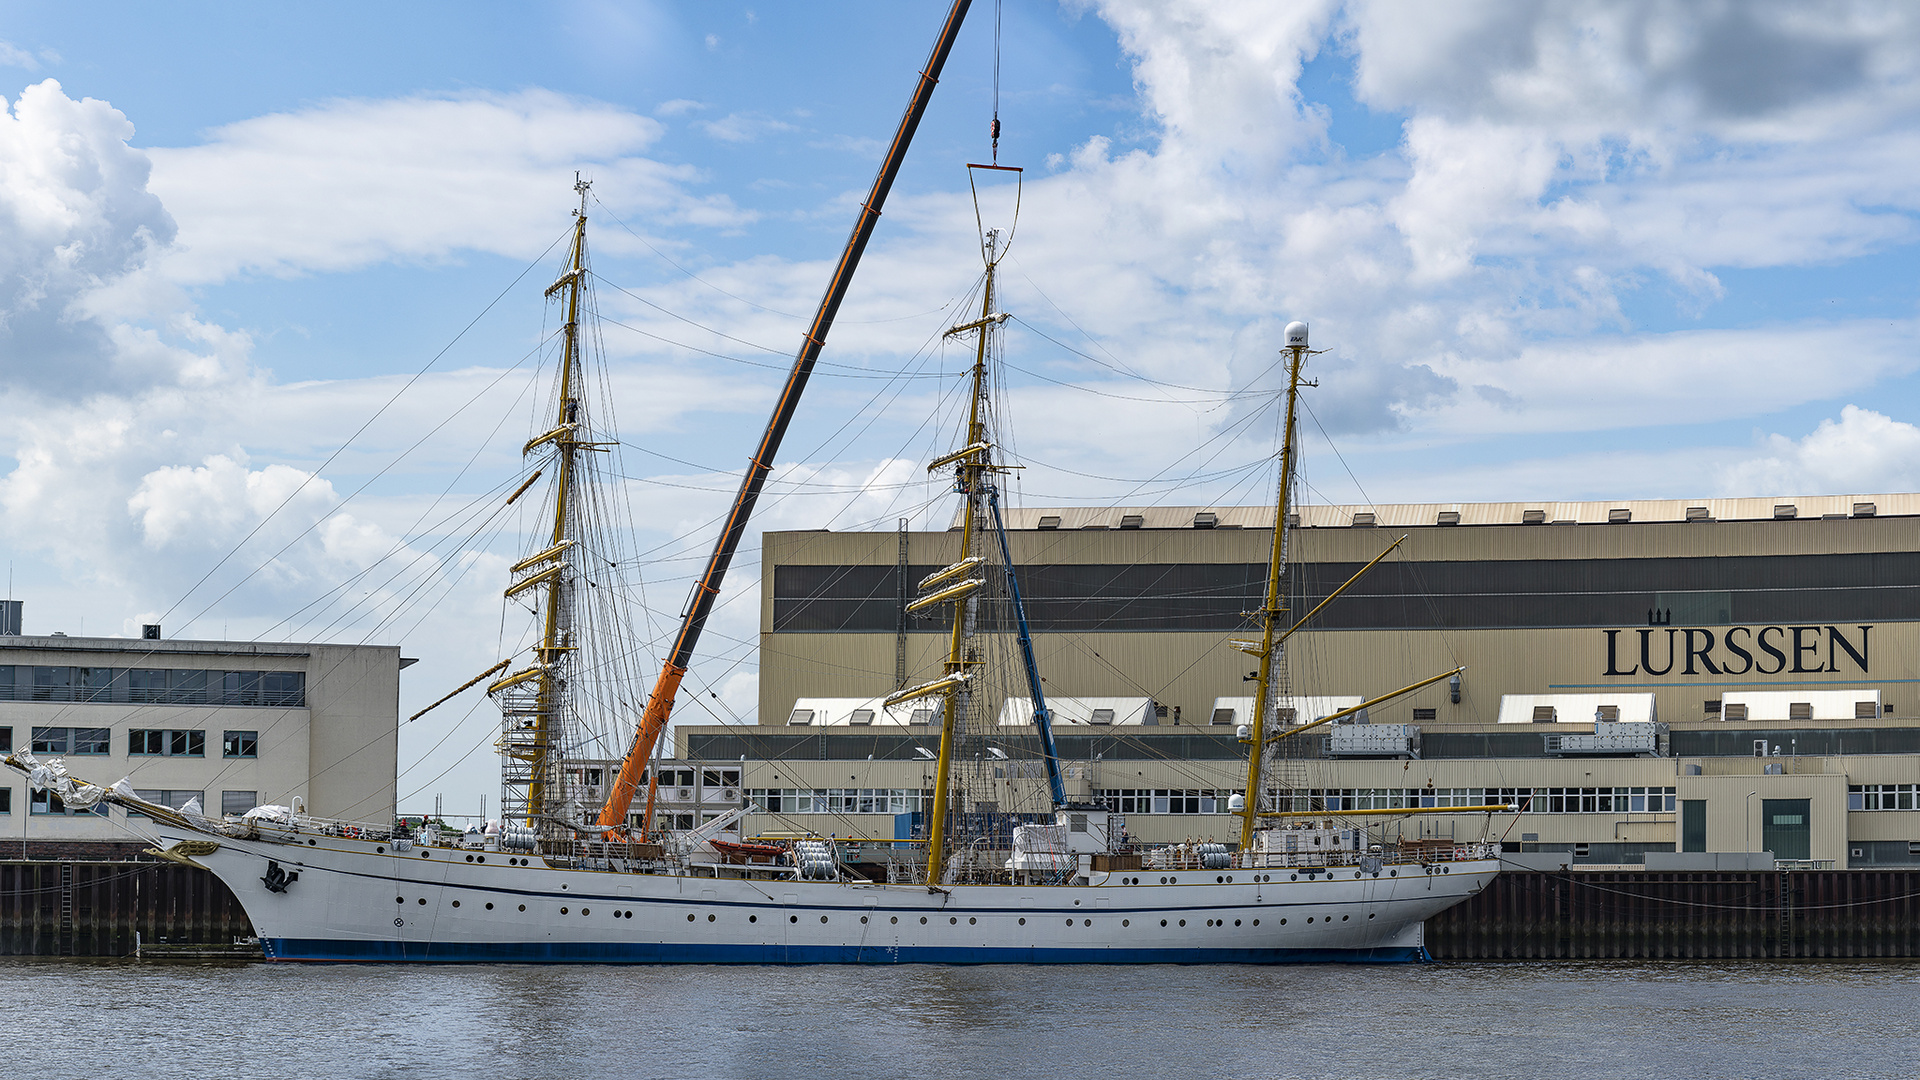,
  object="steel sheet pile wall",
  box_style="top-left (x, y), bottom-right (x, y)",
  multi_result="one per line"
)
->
top-left (1428, 870), bottom-right (1920, 959)
top-left (0, 861), bottom-right (252, 957)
